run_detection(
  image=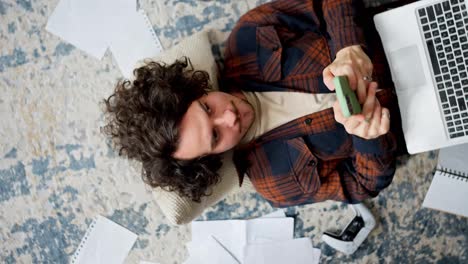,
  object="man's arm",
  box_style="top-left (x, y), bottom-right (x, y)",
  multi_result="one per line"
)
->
top-left (322, 0), bottom-right (366, 57)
